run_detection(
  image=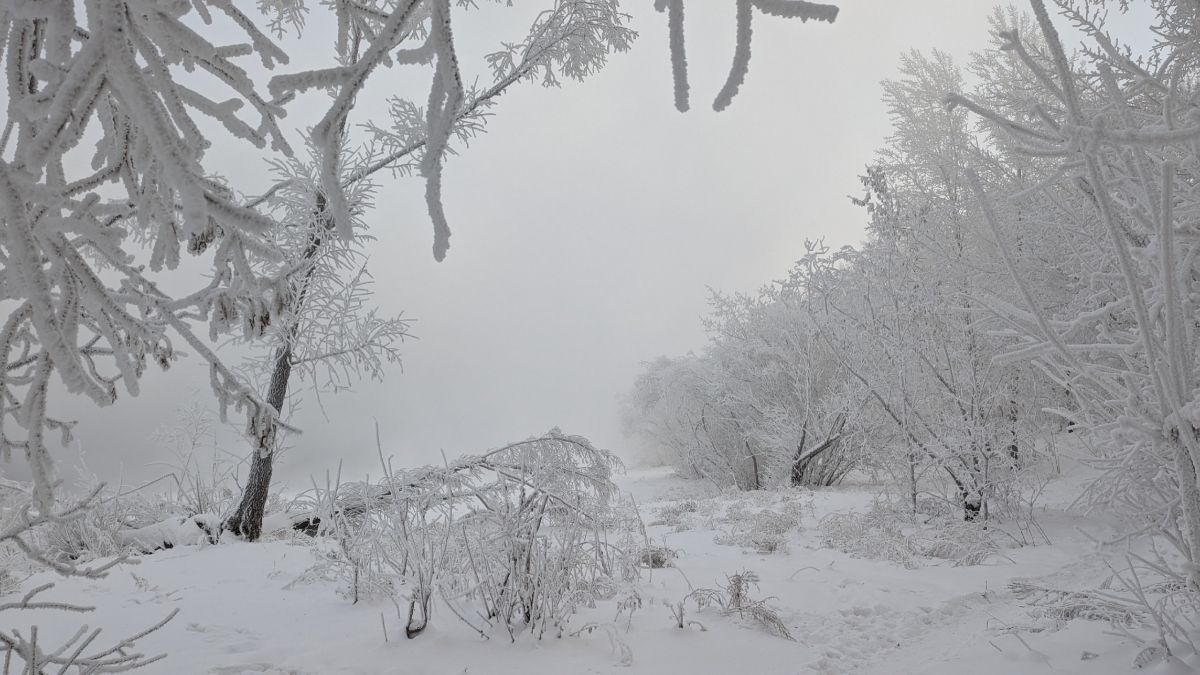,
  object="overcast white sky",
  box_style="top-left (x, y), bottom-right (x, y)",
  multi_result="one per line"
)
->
top-left (20, 1), bottom-right (1151, 492)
